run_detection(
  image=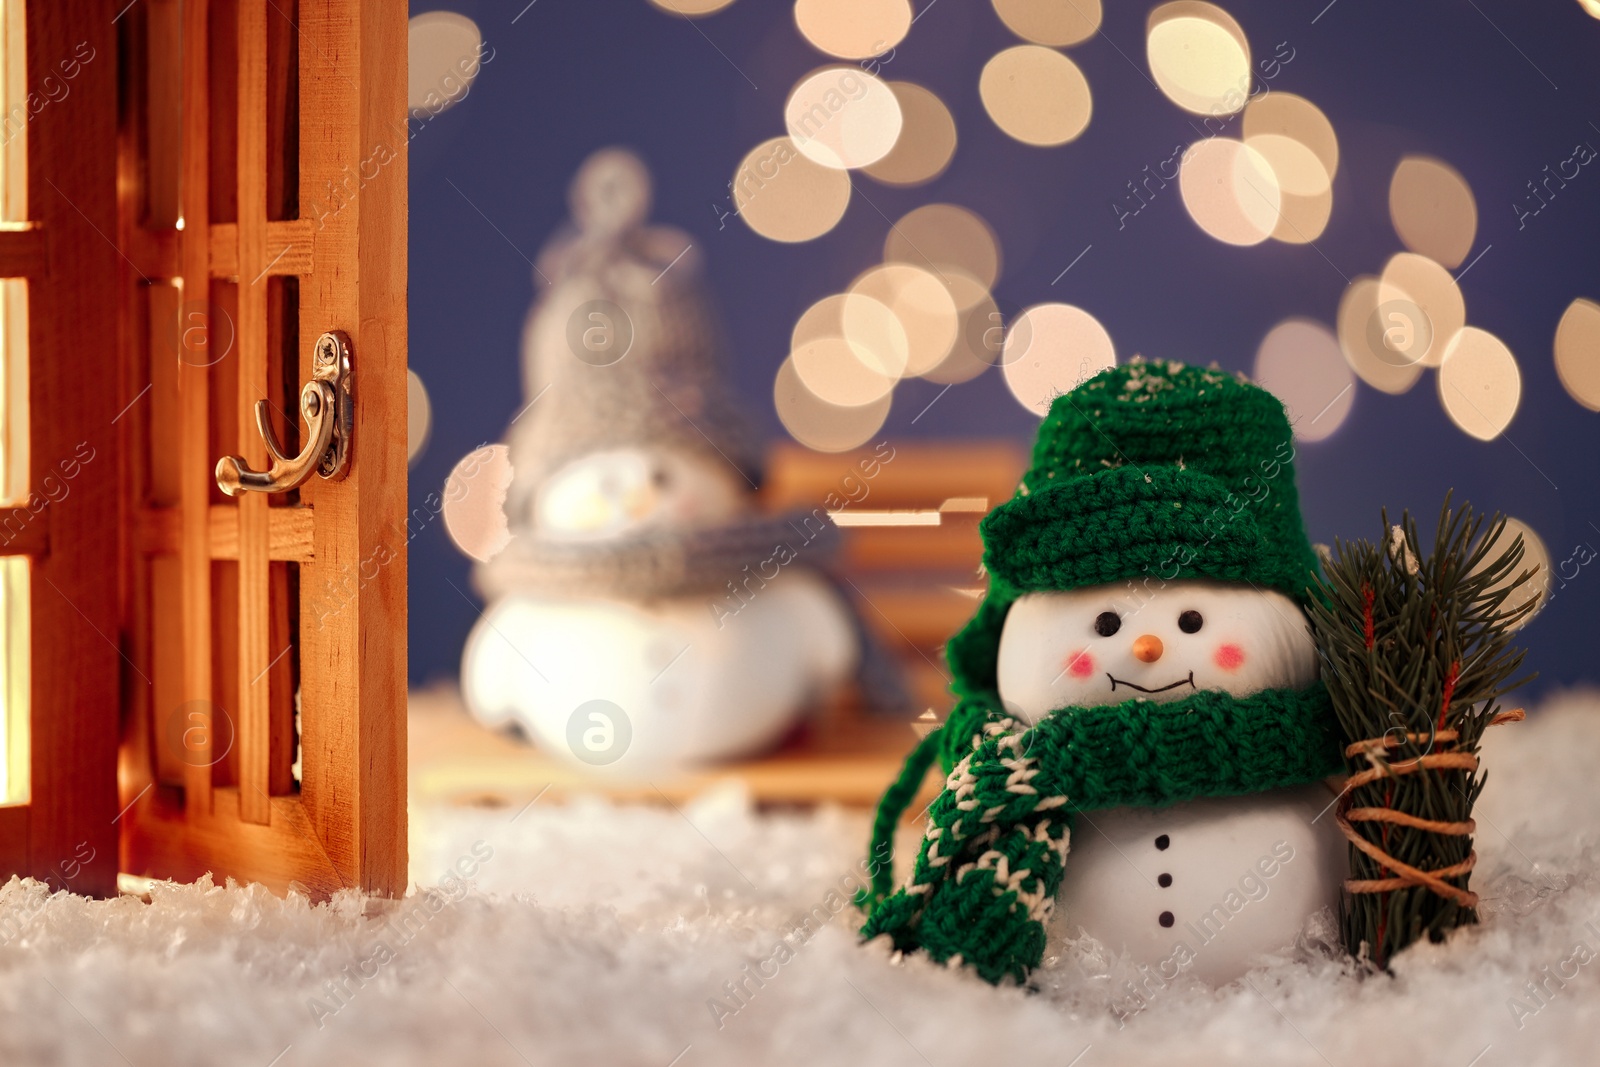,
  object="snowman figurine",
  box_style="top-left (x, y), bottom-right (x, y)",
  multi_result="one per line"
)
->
top-left (460, 148), bottom-right (893, 775)
top-left (1000, 581), bottom-right (1342, 985)
top-left (860, 360), bottom-right (1345, 987)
